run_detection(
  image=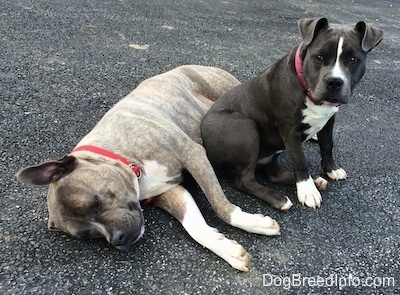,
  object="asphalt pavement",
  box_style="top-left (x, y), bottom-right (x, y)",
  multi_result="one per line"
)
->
top-left (1, 0), bottom-right (399, 294)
